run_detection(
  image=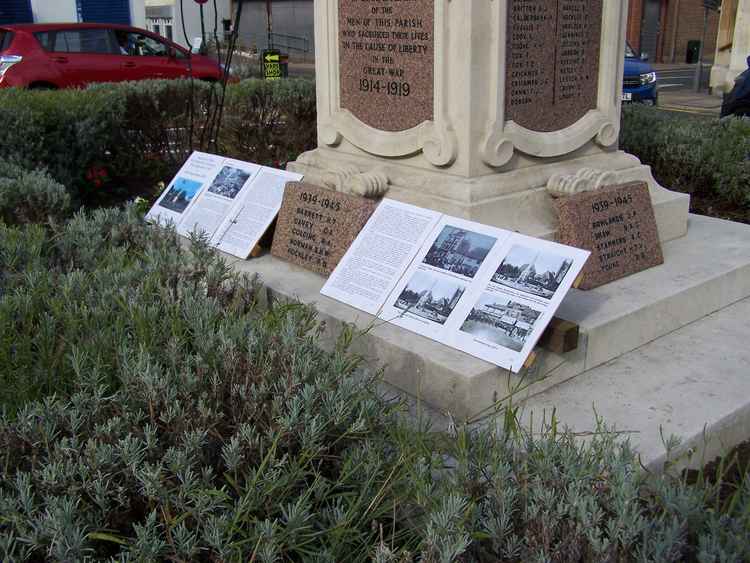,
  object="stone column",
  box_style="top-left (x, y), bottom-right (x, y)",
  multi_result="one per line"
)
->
top-left (710, 0), bottom-right (749, 93)
top-left (288, 0), bottom-right (689, 242)
top-left (729, 1), bottom-right (750, 77)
